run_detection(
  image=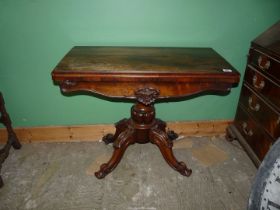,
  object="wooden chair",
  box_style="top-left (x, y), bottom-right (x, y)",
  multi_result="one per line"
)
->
top-left (0, 92), bottom-right (21, 188)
